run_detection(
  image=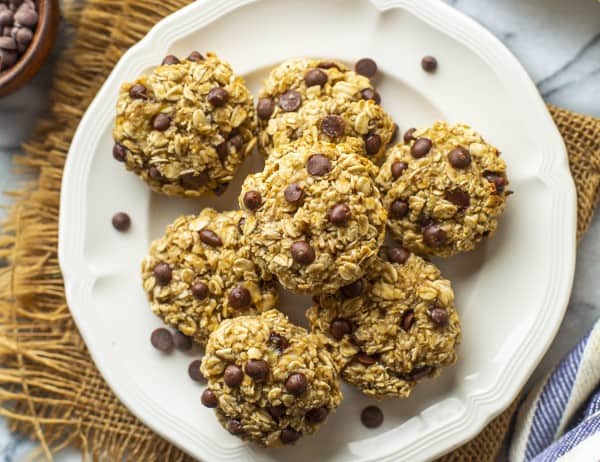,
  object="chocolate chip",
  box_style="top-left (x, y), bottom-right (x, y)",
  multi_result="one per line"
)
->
top-left (421, 56), bottom-right (438, 73)
top-left (391, 123), bottom-right (399, 143)
top-left (150, 328), bottom-right (173, 352)
top-left (111, 212), bottom-right (131, 232)
top-left (199, 229), bottom-right (222, 247)
top-left (360, 88), bottom-right (381, 104)
top-left (244, 359), bottom-right (269, 381)
top-left (447, 147), bottom-right (471, 169)
top-left (173, 331), bottom-right (192, 351)
top-left (148, 166), bottom-right (166, 182)
top-left (280, 428), bottom-right (301, 445)
top-left (0, 35), bottom-right (16, 50)
top-left (153, 262), bottom-right (172, 286)
top-left (279, 90), bottom-right (302, 112)
top-left (306, 407), bottom-right (329, 424)
top-left (188, 359), bottom-right (205, 382)
top-left (356, 352), bottom-right (378, 365)
top-left (152, 113), bottom-right (171, 131)
top-left (317, 61), bottom-right (339, 69)
top-left (320, 114), bottom-right (345, 138)
top-left (291, 241), bottom-right (315, 265)
top-left (306, 153), bottom-right (332, 176)
top-left (429, 306), bottom-right (449, 327)
top-left (418, 214), bottom-right (433, 228)
top-left (330, 319), bottom-right (352, 340)
top-left (0, 48), bottom-right (16, 69)
top-left (161, 54), bottom-right (180, 65)
top-left (410, 366), bottom-right (433, 381)
top-left (355, 58), bottom-right (377, 77)
top-left (411, 138), bottom-right (432, 158)
top-left (0, 10), bottom-right (13, 28)
top-left (269, 332), bottom-right (289, 353)
top-left (257, 97), bottom-right (275, 120)
top-left (361, 406), bottom-right (383, 428)
top-left (340, 279), bottom-right (363, 299)
top-left (483, 171), bottom-right (508, 194)
top-left (404, 128), bottom-right (416, 144)
top-left (445, 189), bottom-right (470, 208)
top-left (387, 247), bottom-right (410, 264)
top-left (14, 7), bottom-right (36, 28)
top-left (112, 143), bottom-right (127, 162)
top-left (228, 133), bottom-right (244, 150)
top-left (207, 87), bottom-right (229, 107)
top-left (304, 68), bottom-right (328, 87)
top-left (224, 364), bottom-right (244, 387)
top-left (286, 373), bottom-right (308, 396)
top-left (329, 203), bottom-right (351, 226)
top-left (228, 285), bottom-right (251, 309)
top-left (237, 217), bottom-right (246, 234)
top-left (227, 419), bottom-right (244, 435)
top-left (191, 281), bottom-right (208, 300)
top-left (284, 183), bottom-right (303, 204)
top-left (243, 191), bottom-right (262, 211)
top-left (15, 27), bottom-right (31, 45)
top-left (267, 404), bottom-right (286, 419)
top-left (129, 84), bottom-right (148, 100)
top-left (423, 225), bottom-right (447, 247)
top-left (401, 310), bottom-right (415, 331)
top-left (391, 161), bottom-right (408, 179)
top-left (390, 199), bottom-right (409, 219)
top-left (201, 389), bottom-right (218, 407)
top-left (181, 171), bottom-right (209, 189)
top-left (364, 134), bottom-right (382, 156)
top-left (187, 51), bottom-right (204, 62)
